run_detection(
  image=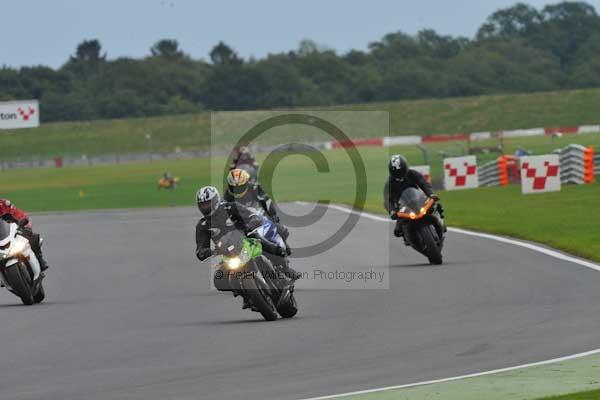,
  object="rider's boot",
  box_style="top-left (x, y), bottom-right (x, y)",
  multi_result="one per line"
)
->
top-left (436, 203), bottom-right (447, 232)
top-left (394, 220), bottom-right (410, 246)
top-left (282, 258), bottom-right (302, 282)
top-left (276, 223), bottom-right (292, 256)
top-left (284, 240), bottom-right (292, 256)
top-left (35, 250), bottom-right (49, 272)
top-left (393, 220), bottom-right (403, 238)
top-left (433, 211), bottom-right (447, 236)
top-left (24, 230), bottom-right (49, 272)
top-left (242, 298), bottom-right (252, 309)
